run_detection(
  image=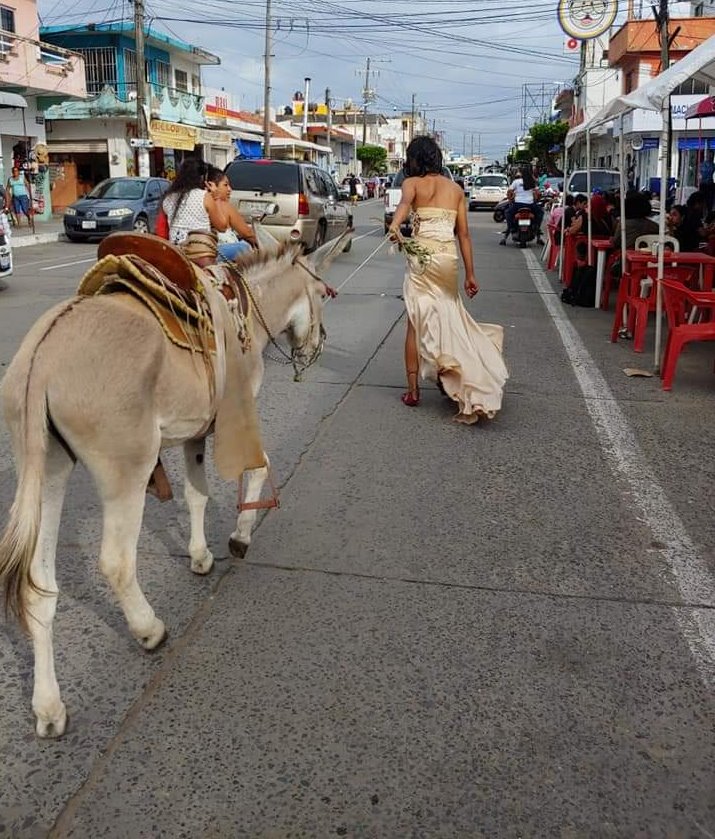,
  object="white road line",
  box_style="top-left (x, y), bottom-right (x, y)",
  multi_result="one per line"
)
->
top-left (524, 249), bottom-right (715, 688)
top-left (353, 227), bottom-right (382, 242)
top-left (39, 257), bottom-right (97, 271)
top-left (334, 237), bottom-right (388, 294)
